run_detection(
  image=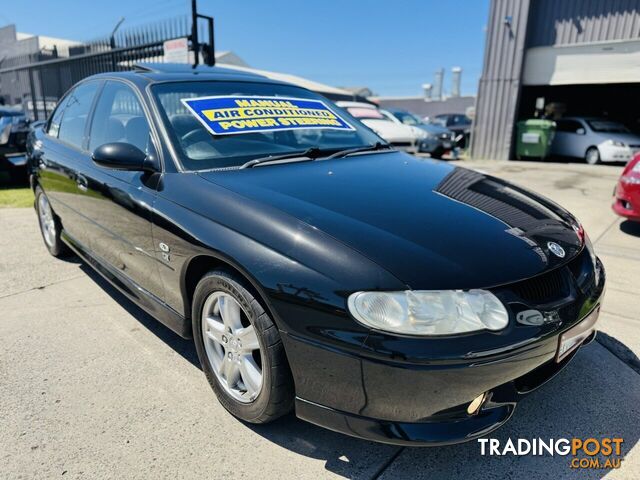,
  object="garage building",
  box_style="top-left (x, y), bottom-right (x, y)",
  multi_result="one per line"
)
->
top-left (472, 0), bottom-right (640, 160)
